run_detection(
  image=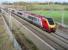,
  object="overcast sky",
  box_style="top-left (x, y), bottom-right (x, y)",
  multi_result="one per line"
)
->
top-left (0, 0), bottom-right (68, 3)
